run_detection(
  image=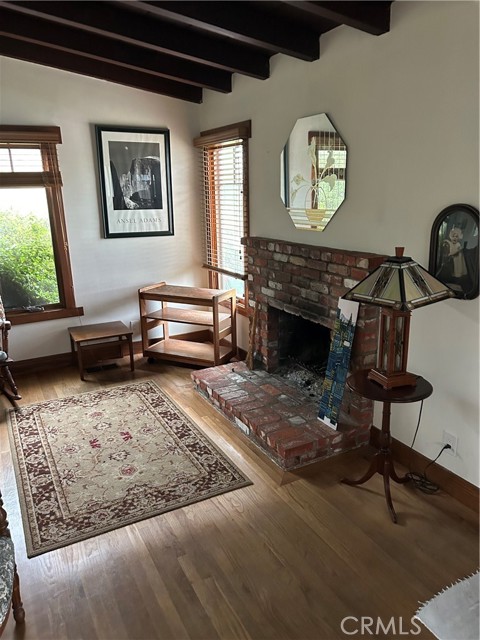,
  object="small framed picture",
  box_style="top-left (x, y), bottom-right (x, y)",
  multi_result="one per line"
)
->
top-left (429, 204), bottom-right (479, 300)
top-left (95, 125), bottom-right (174, 238)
